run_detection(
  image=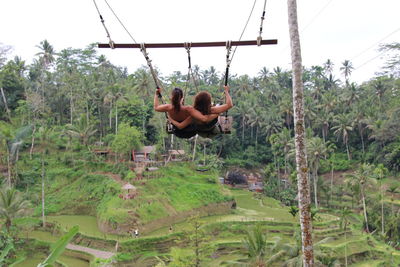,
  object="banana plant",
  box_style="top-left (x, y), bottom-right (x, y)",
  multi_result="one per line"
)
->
top-left (37, 225), bottom-right (79, 267)
top-left (0, 243), bottom-right (14, 265)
